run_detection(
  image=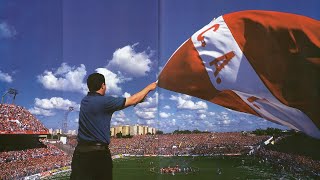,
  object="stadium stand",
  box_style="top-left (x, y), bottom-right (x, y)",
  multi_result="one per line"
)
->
top-left (0, 104), bottom-right (70, 179)
top-left (109, 132), bottom-right (269, 156)
top-left (1, 103), bottom-right (318, 178)
top-left (0, 133), bottom-right (72, 179)
top-left (0, 104), bottom-right (48, 134)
